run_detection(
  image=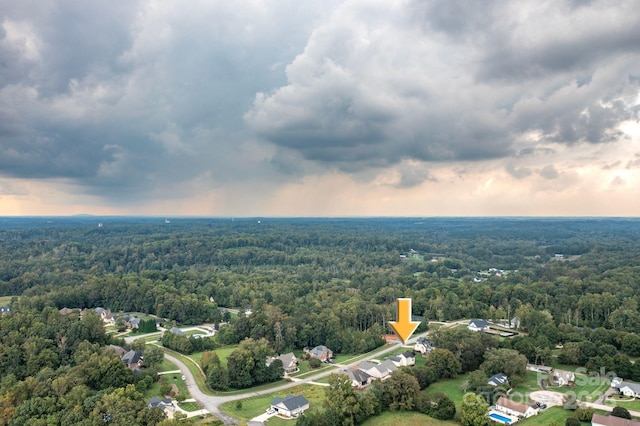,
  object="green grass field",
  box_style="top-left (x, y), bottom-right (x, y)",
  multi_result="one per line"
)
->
top-left (361, 411), bottom-right (457, 426)
top-left (0, 296), bottom-right (17, 305)
top-left (606, 395), bottom-right (640, 411)
top-left (519, 407), bottom-right (573, 425)
top-left (424, 373), bottom-right (469, 412)
top-left (220, 384), bottom-right (325, 421)
top-left (178, 401), bottom-right (202, 412)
